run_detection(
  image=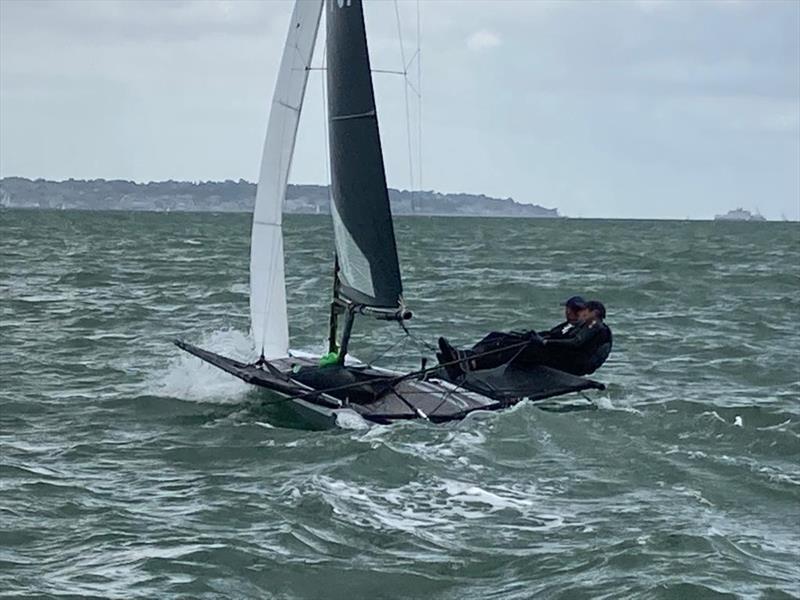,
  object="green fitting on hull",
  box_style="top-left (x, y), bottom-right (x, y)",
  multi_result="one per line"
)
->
top-left (319, 352), bottom-right (340, 367)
